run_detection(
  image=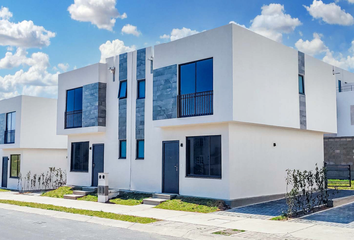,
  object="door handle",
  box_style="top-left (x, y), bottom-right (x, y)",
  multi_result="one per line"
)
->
top-left (93, 163), bottom-right (95, 168)
top-left (174, 165), bottom-right (178, 171)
